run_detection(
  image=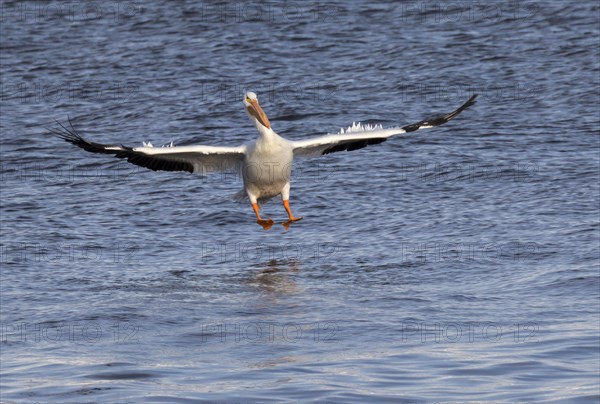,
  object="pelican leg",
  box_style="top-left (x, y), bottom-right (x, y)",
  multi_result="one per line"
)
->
top-left (252, 203), bottom-right (274, 230)
top-left (281, 199), bottom-right (303, 230)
